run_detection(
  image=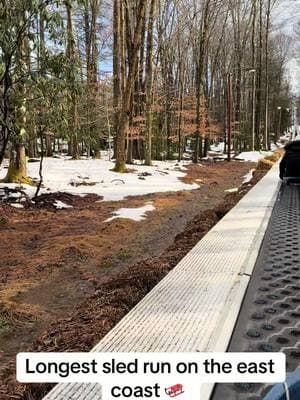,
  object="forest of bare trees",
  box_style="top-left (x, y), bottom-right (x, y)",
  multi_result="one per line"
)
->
top-left (0, 0), bottom-right (295, 181)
